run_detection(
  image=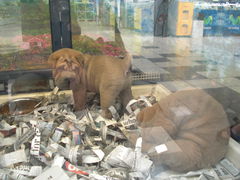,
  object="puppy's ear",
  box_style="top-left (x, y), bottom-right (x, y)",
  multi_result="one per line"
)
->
top-left (48, 51), bottom-right (60, 68)
top-left (75, 51), bottom-right (90, 68)
top-left (74, 51), bottom-right (85, 67)
top-left (48, 48), bottom-right (88, 68)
